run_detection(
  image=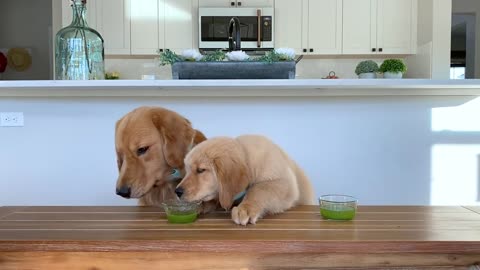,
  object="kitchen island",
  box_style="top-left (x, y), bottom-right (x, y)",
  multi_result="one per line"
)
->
top-left (1, 79), bottom-right (480, 207)
top-left (1, 79), bottom-right (480, 97)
